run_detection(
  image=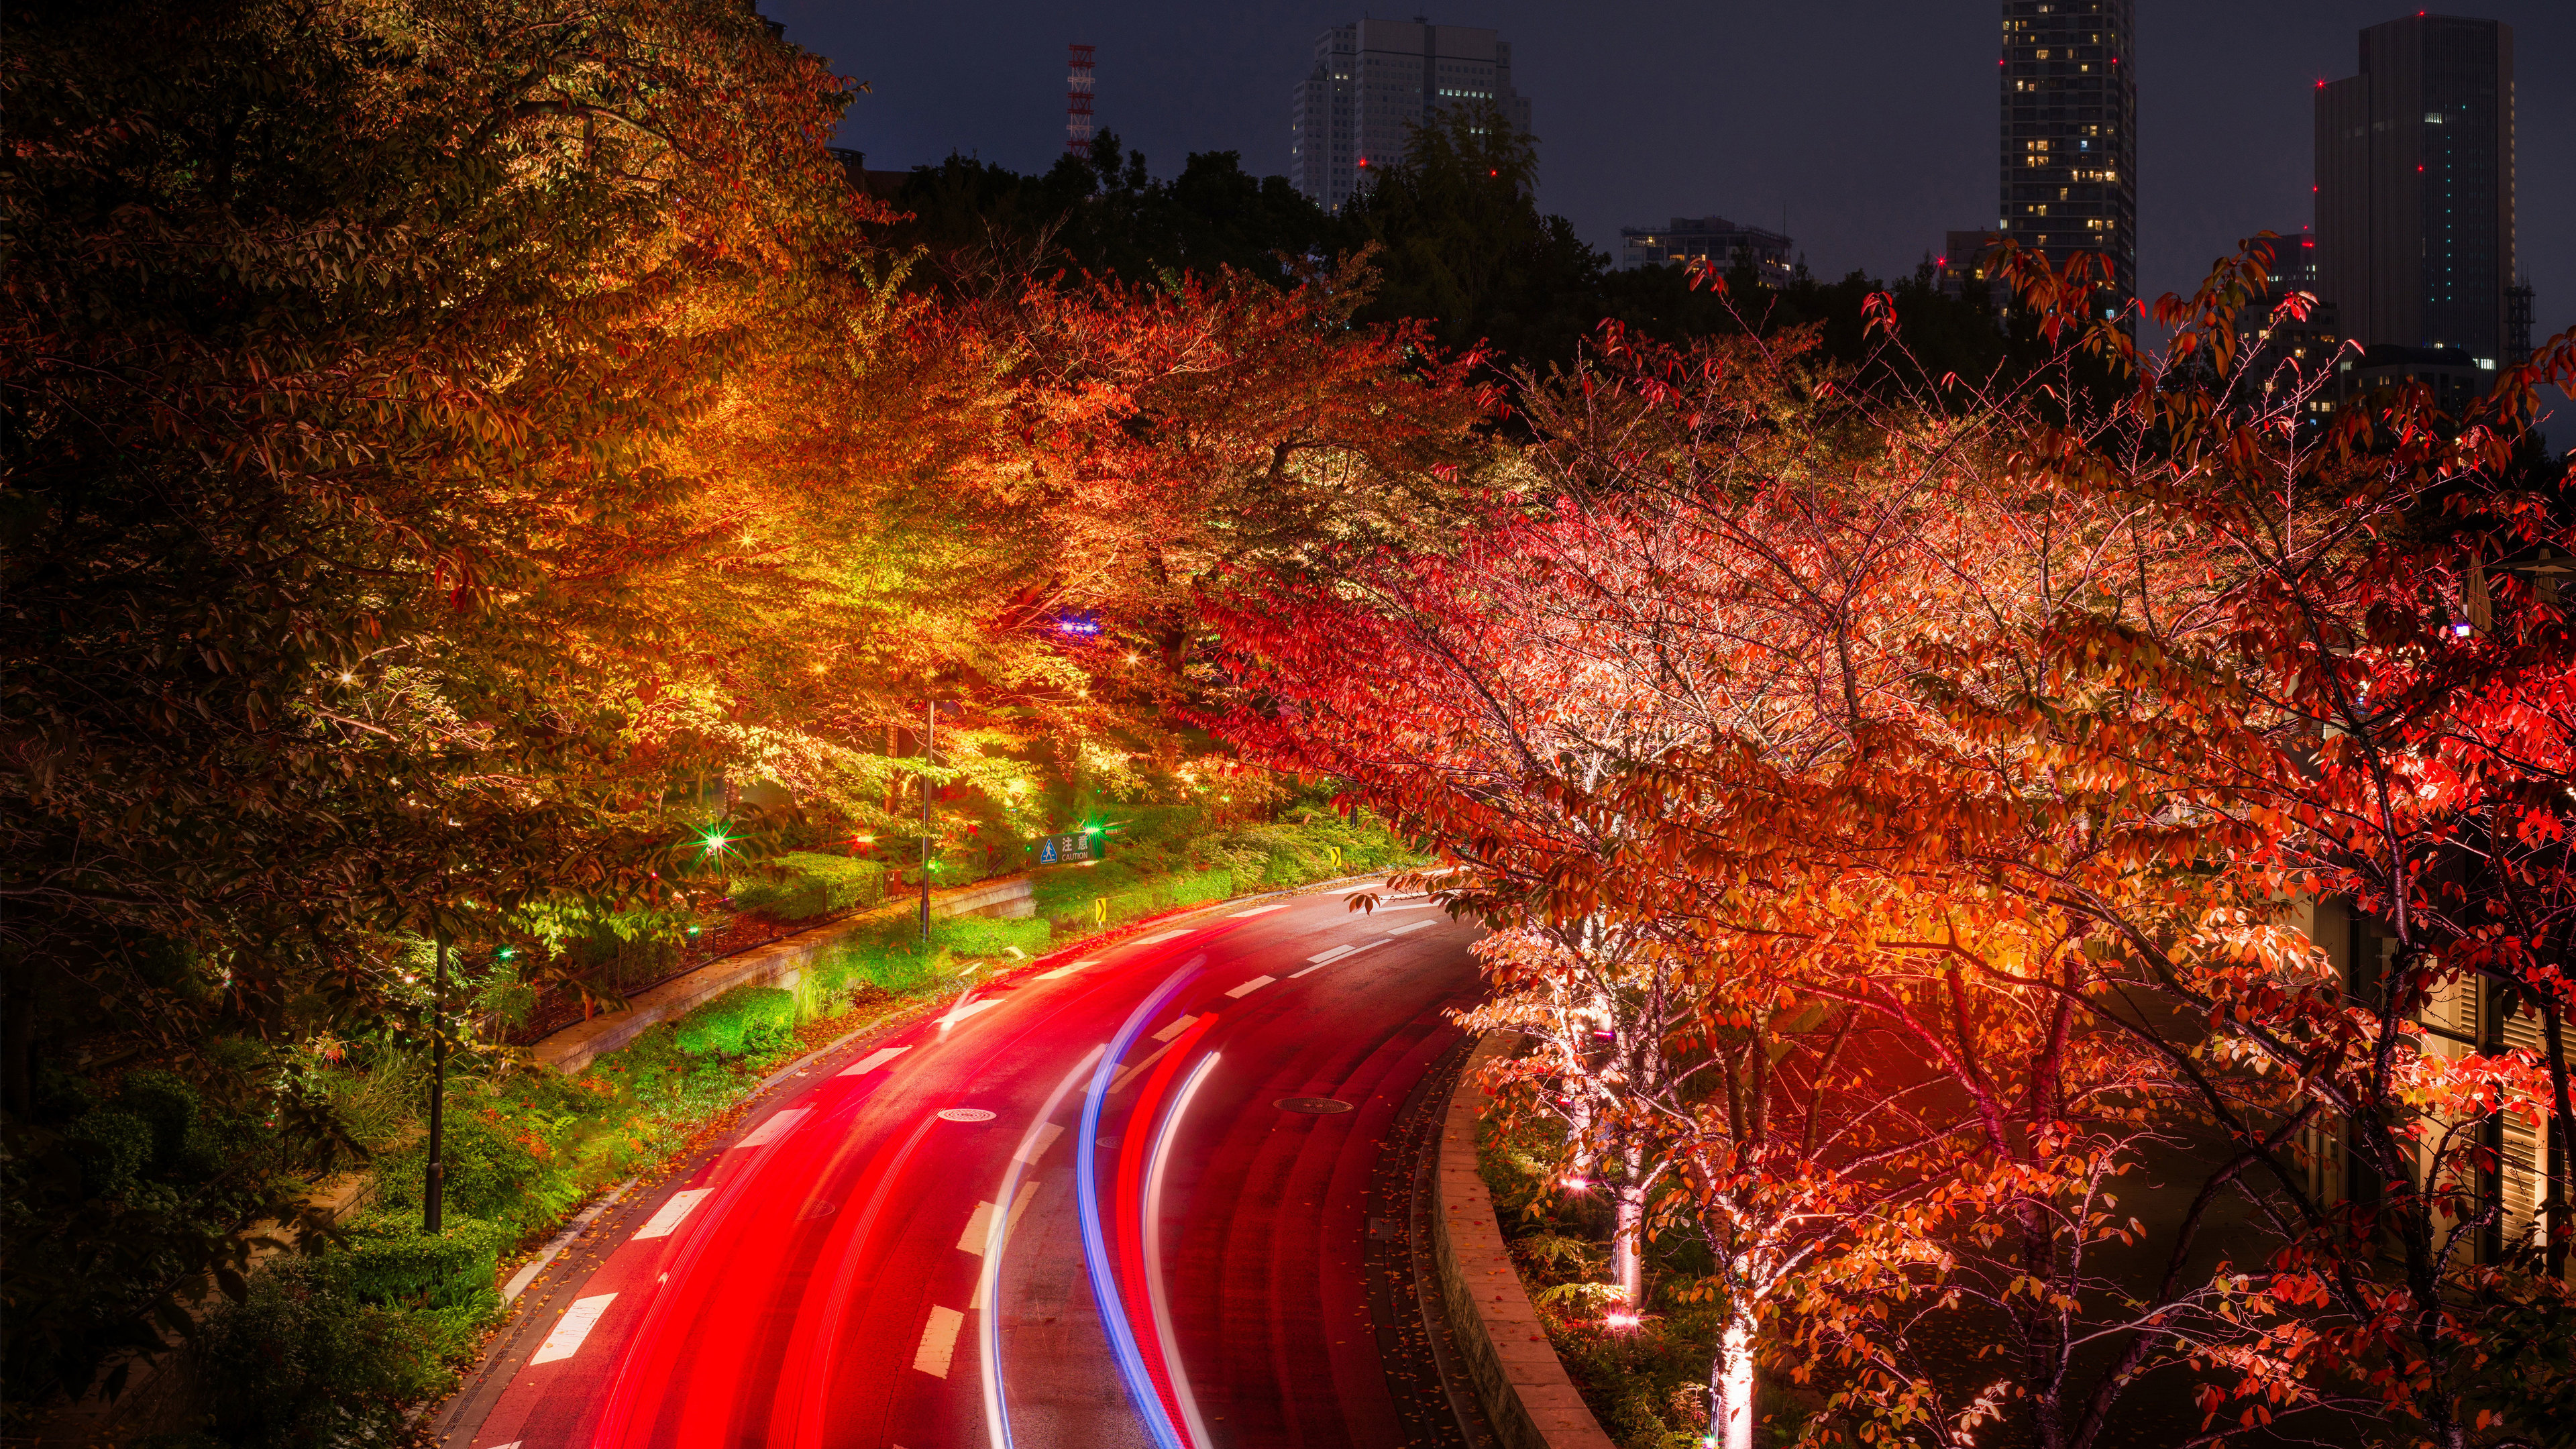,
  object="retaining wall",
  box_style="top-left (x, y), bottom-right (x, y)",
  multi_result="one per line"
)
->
top-left (1432, 1032), bottom-right (1619, 1449)
top-left (531, 875), bottom-right (1032, 1074)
